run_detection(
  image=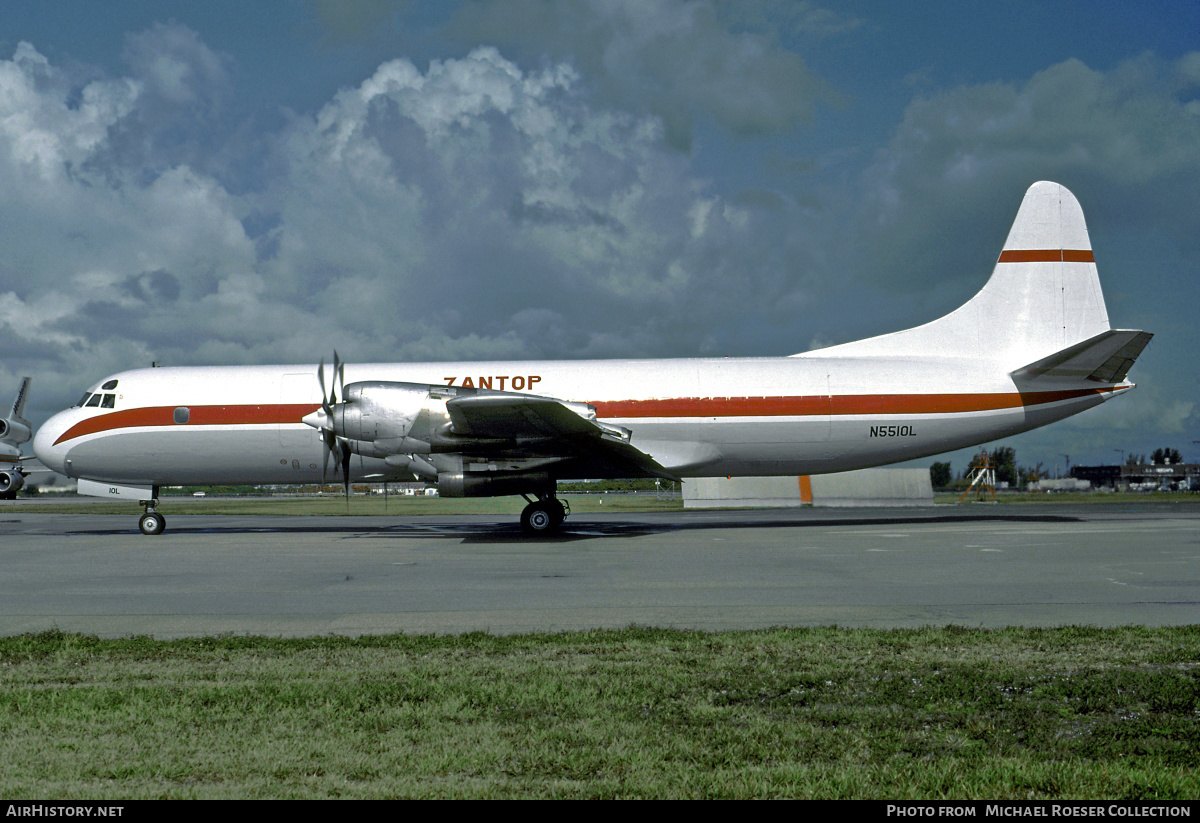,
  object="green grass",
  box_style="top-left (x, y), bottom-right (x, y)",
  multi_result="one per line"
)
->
top-left (2, 626), bottom-right (1197, 799)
